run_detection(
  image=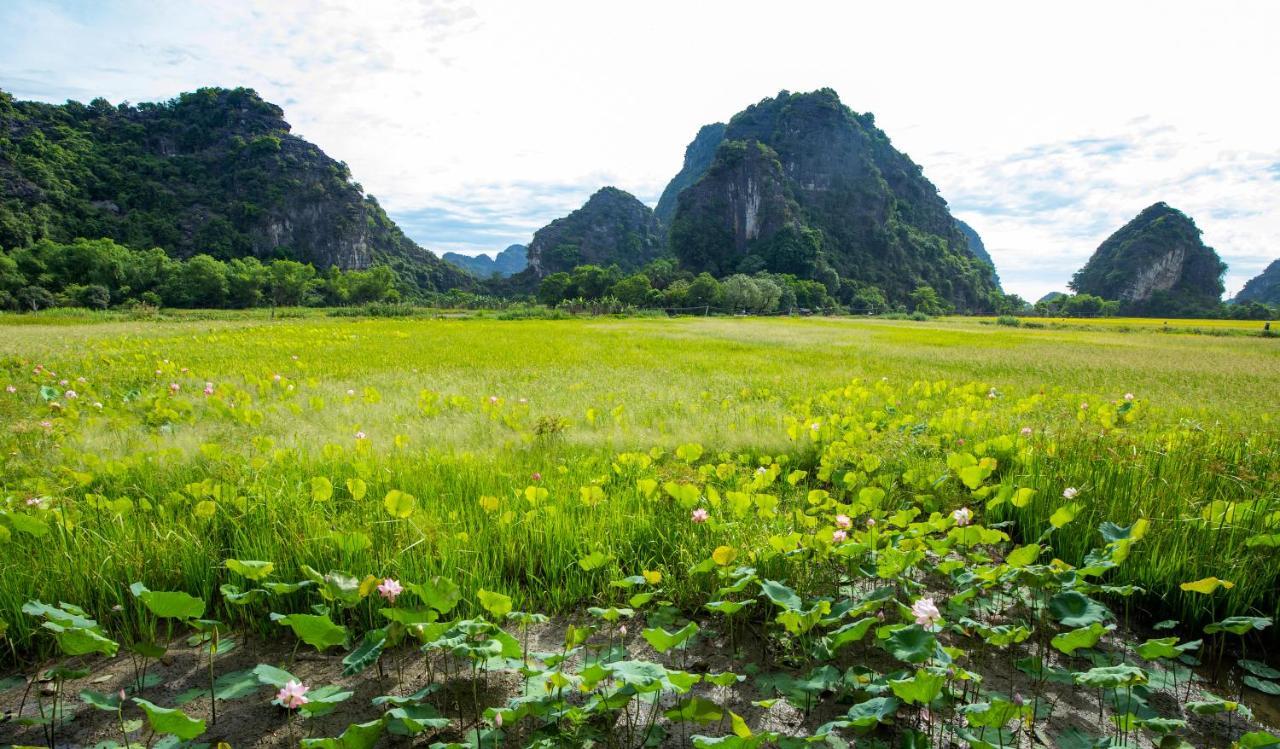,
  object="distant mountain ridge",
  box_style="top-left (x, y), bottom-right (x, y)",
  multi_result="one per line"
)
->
top-left (661, 89), bottom-right (1001, 311)
top-left (1070, 202), bottom-right (1225, 315)
top-left (654, 123), bottom-right (725, 227)
top-left (0, 87), bottom-right (467, 292)
top-left (1234, 258), bottom-right (1280, 305)
top-left (955, 219), bottom-right (1001, 289)
top-left (443, 244), bottom-right (527, 278)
